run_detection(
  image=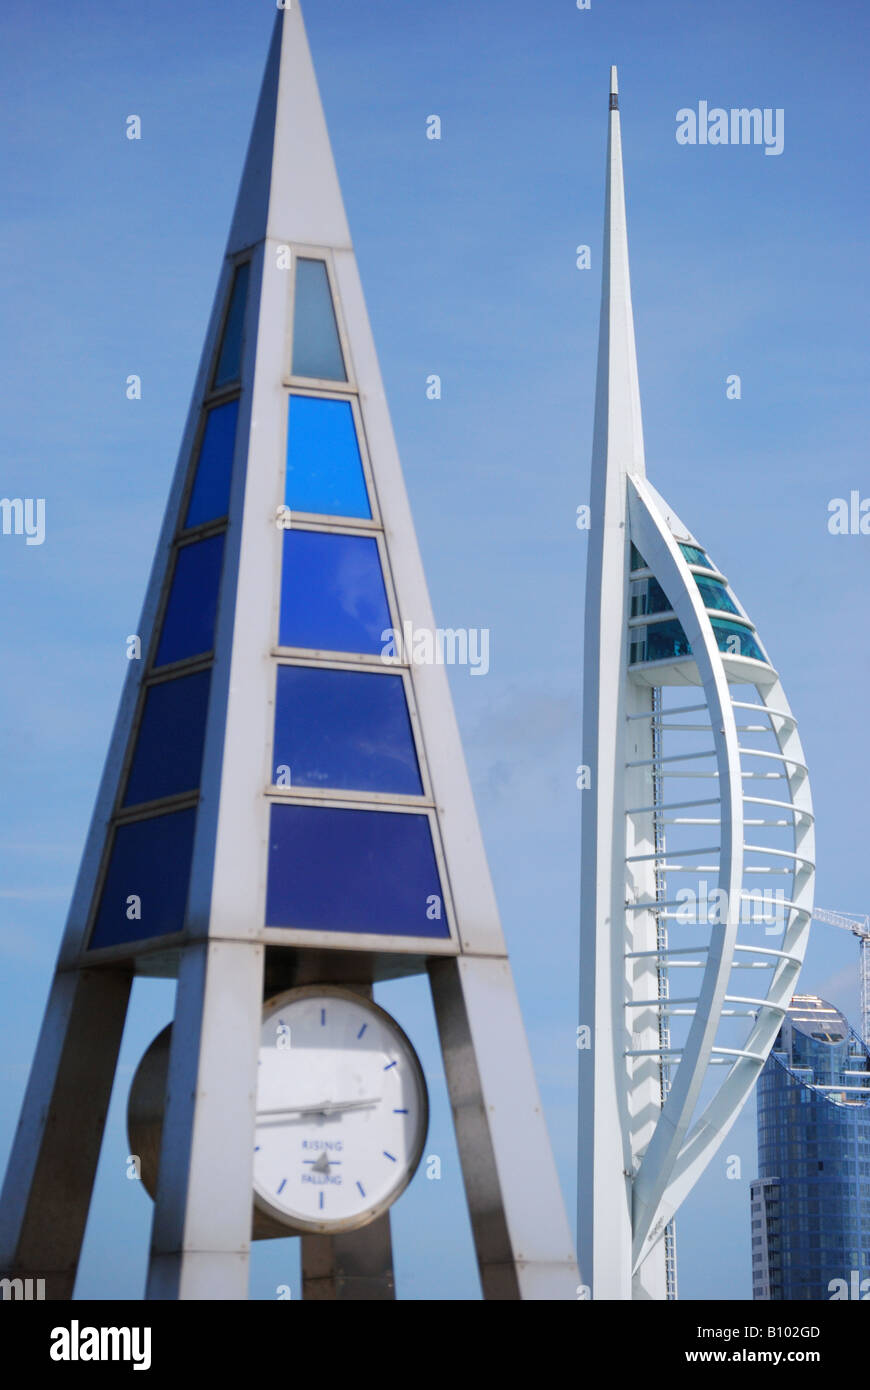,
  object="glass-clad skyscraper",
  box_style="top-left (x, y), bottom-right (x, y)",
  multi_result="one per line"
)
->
top-left (752, 995), bottom-right (870, 1300)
